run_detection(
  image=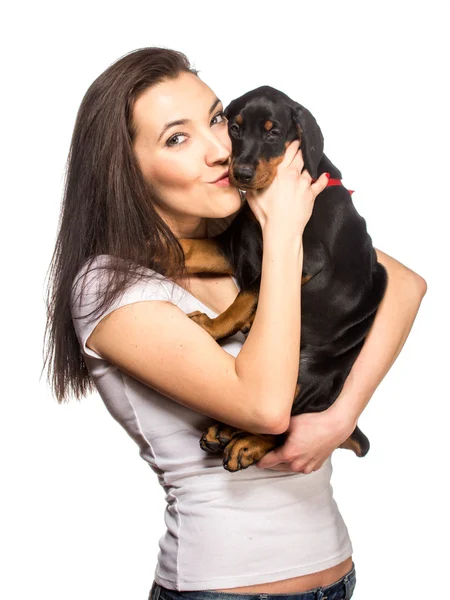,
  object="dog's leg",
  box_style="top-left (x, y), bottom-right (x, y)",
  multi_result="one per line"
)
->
top-left (188, 290), bottom-right (258, 340)
top-left (339, 426), bottom-right (370, 457)
top-left (180, 238), bottom-right (313, 340)
top-left (188, 275), bottom-right (312, 341)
